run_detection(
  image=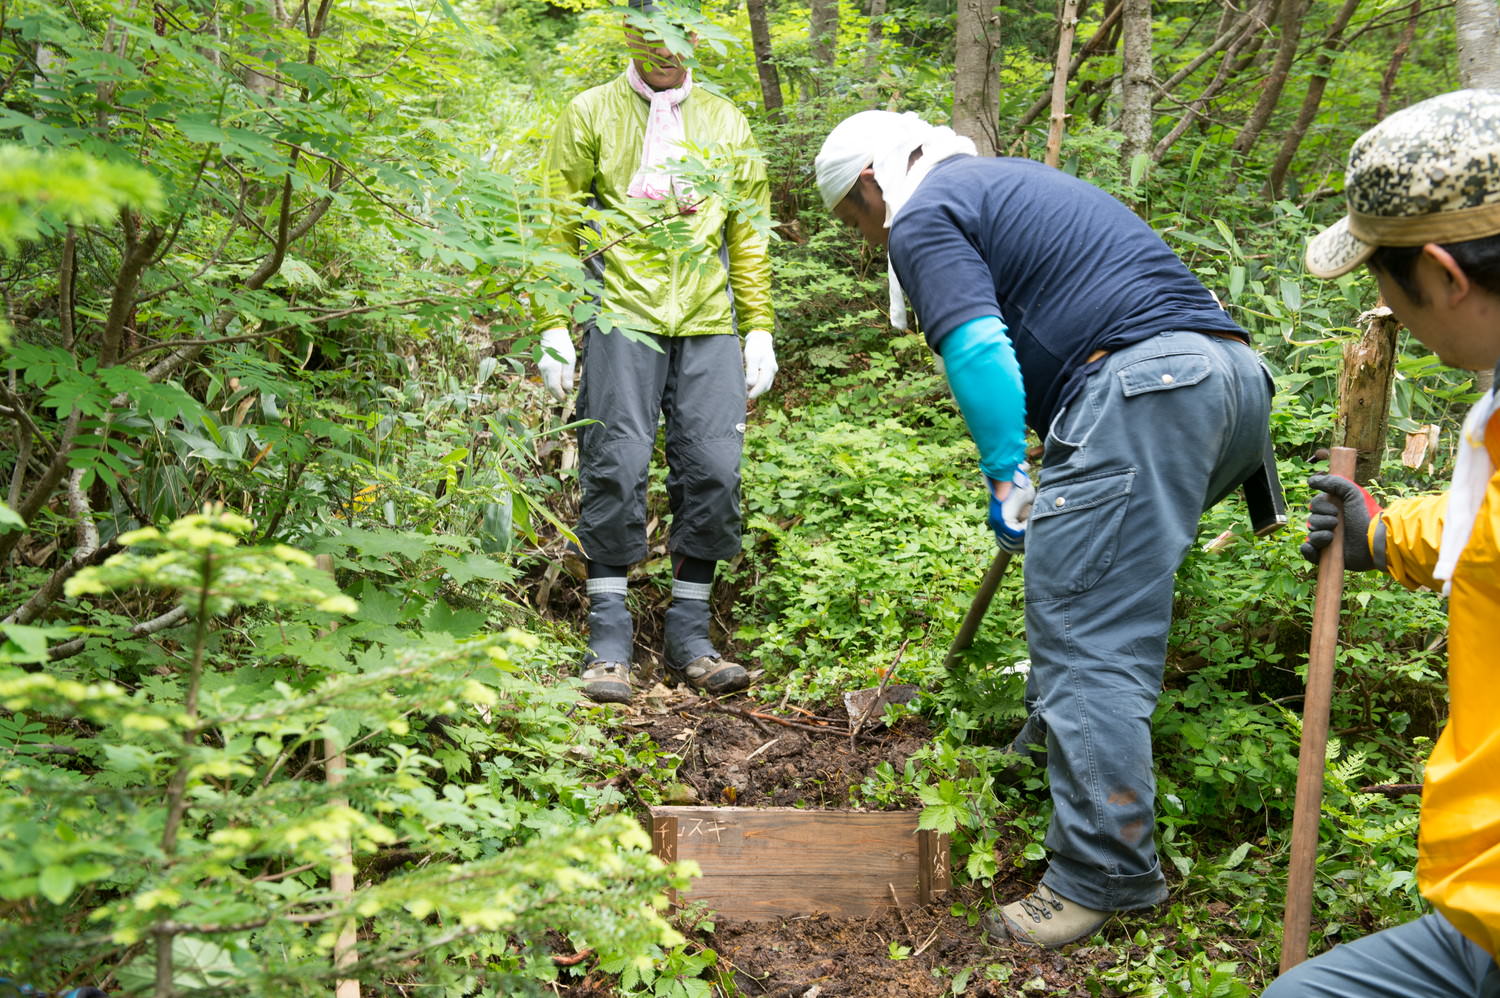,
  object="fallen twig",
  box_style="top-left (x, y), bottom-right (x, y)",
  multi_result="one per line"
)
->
top-left (703, 703), bottom-right (839, 737)
top-left (1356, 782), bottom-right (1423, 797)
top-left (551, 948), bottom-right (594, 967)
top-left (765, 979), bottom-right (830, 998)
top-left (851, 638), bottom-right (909, 748)
top-left (889, 882), bottom-right (917, 942)
top-left (743, 737), bottom-right (780, 763)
